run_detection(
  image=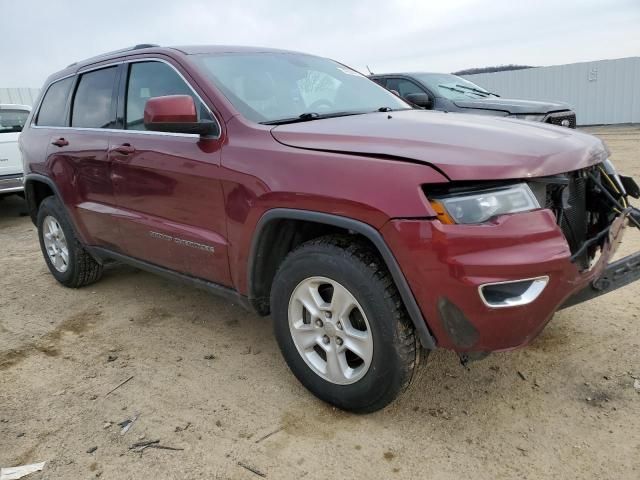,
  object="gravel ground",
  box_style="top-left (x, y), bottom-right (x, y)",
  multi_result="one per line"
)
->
top-left (1, 125), bottom-right (639, 479)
